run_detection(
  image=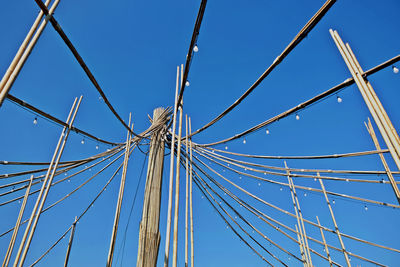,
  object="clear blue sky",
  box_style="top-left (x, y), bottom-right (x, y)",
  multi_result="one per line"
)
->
top-left (1, 0), bottom-right (400, 266)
